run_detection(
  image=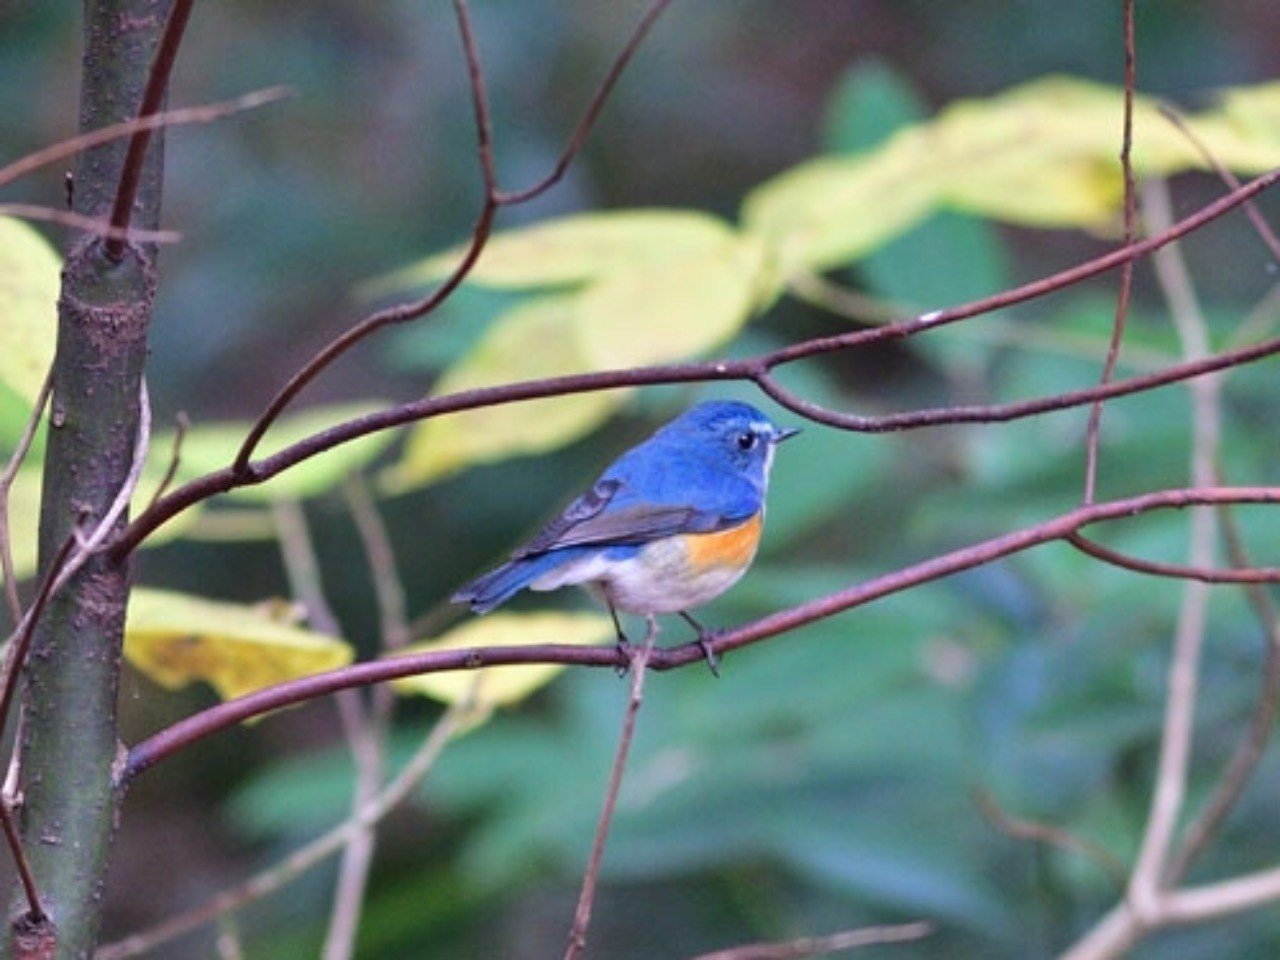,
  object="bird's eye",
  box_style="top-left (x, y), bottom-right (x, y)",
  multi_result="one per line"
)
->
top-left (736, 431), bottom-right (758, 451)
